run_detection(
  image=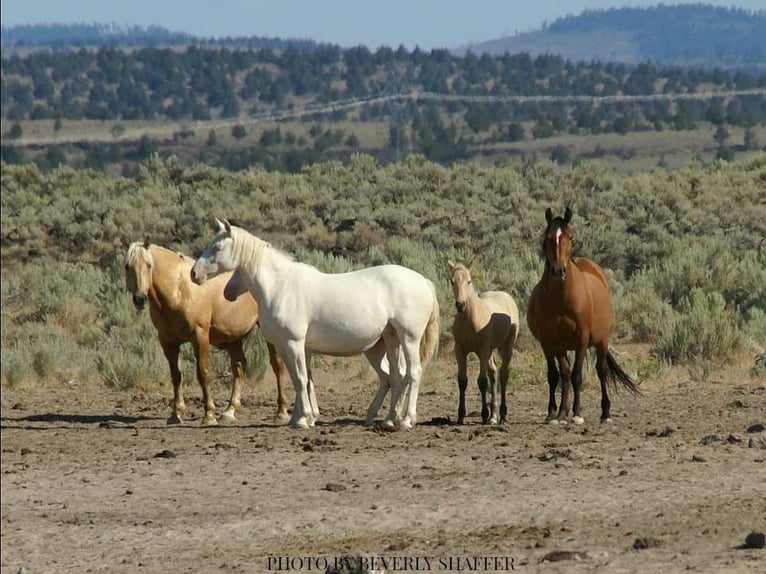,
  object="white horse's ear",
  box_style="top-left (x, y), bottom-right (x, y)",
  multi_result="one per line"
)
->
top-left (223, 219), bottom-right (232, 234)
top-left (214, 218), bottom-right (227, 234)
